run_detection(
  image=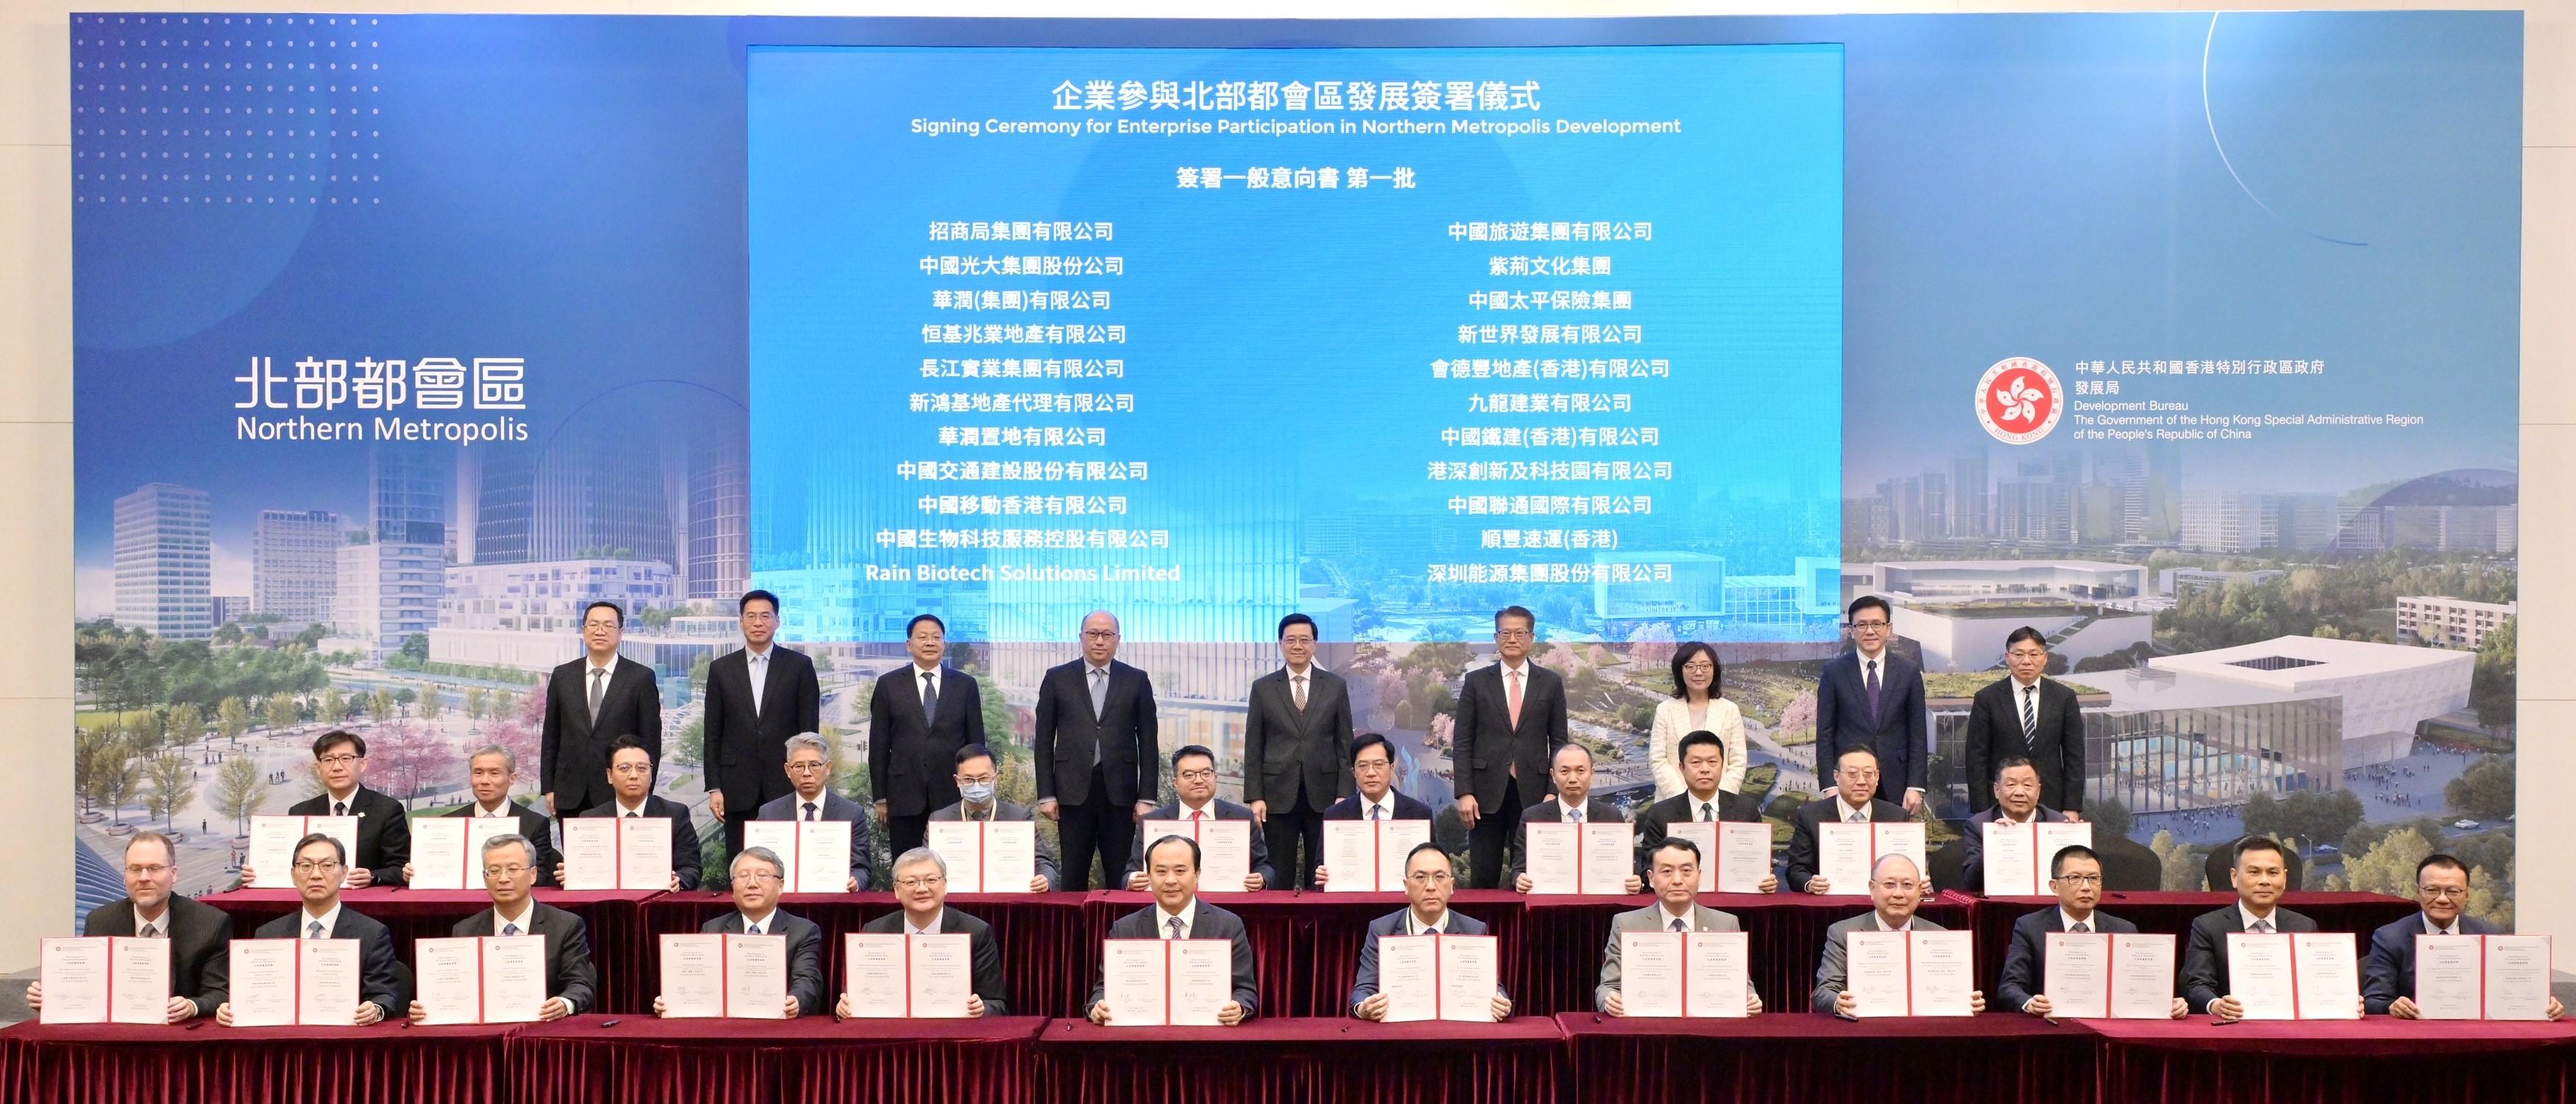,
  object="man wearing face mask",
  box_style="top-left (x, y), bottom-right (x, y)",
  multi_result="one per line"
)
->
top-left (928, 743), bottom-right (1061, 891)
